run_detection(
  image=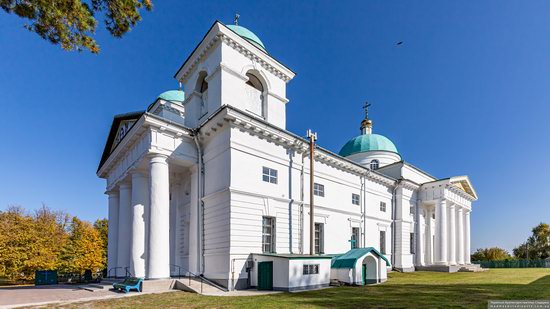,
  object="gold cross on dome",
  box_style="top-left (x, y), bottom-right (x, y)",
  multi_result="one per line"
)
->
top-left (363, 101), bottom-right (371, 119)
